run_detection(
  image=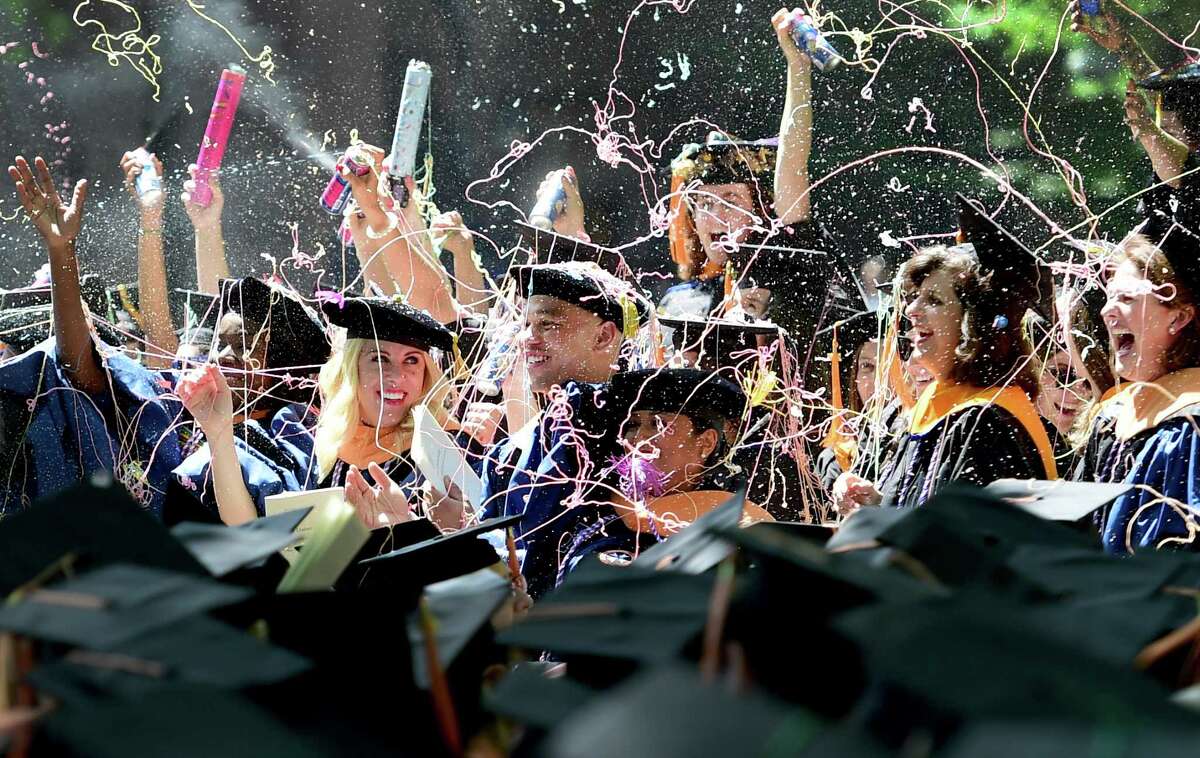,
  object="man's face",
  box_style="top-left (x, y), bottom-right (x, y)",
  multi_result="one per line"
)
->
top-left (522, 295), bottom-right (607, 393)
